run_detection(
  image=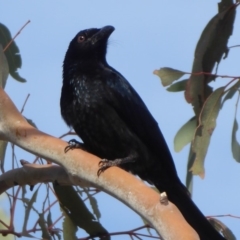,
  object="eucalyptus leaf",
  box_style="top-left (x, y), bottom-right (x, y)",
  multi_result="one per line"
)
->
top-left (153, 67), bottom-right (185, 87)
top-left (0, 44), bottom-right (9, 88)
top-left (221, 80), bottom-right (240, 108)
top-left (174, 117), bottom-right (196, 152)
top-left (209, 217), bottom-right (236, 240)
top-left (22, 188), bottom-right (39, 237)
top-left (167, 79), bottom-right (188, 92)
top-left (191, 87), bottom-right (224, 177)
top-left (0, 23), bottom-right (26, 82)
top-left (54, 185), bottom-right (109, 239)
top-left (231, 118), bottom-right (240, 162)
